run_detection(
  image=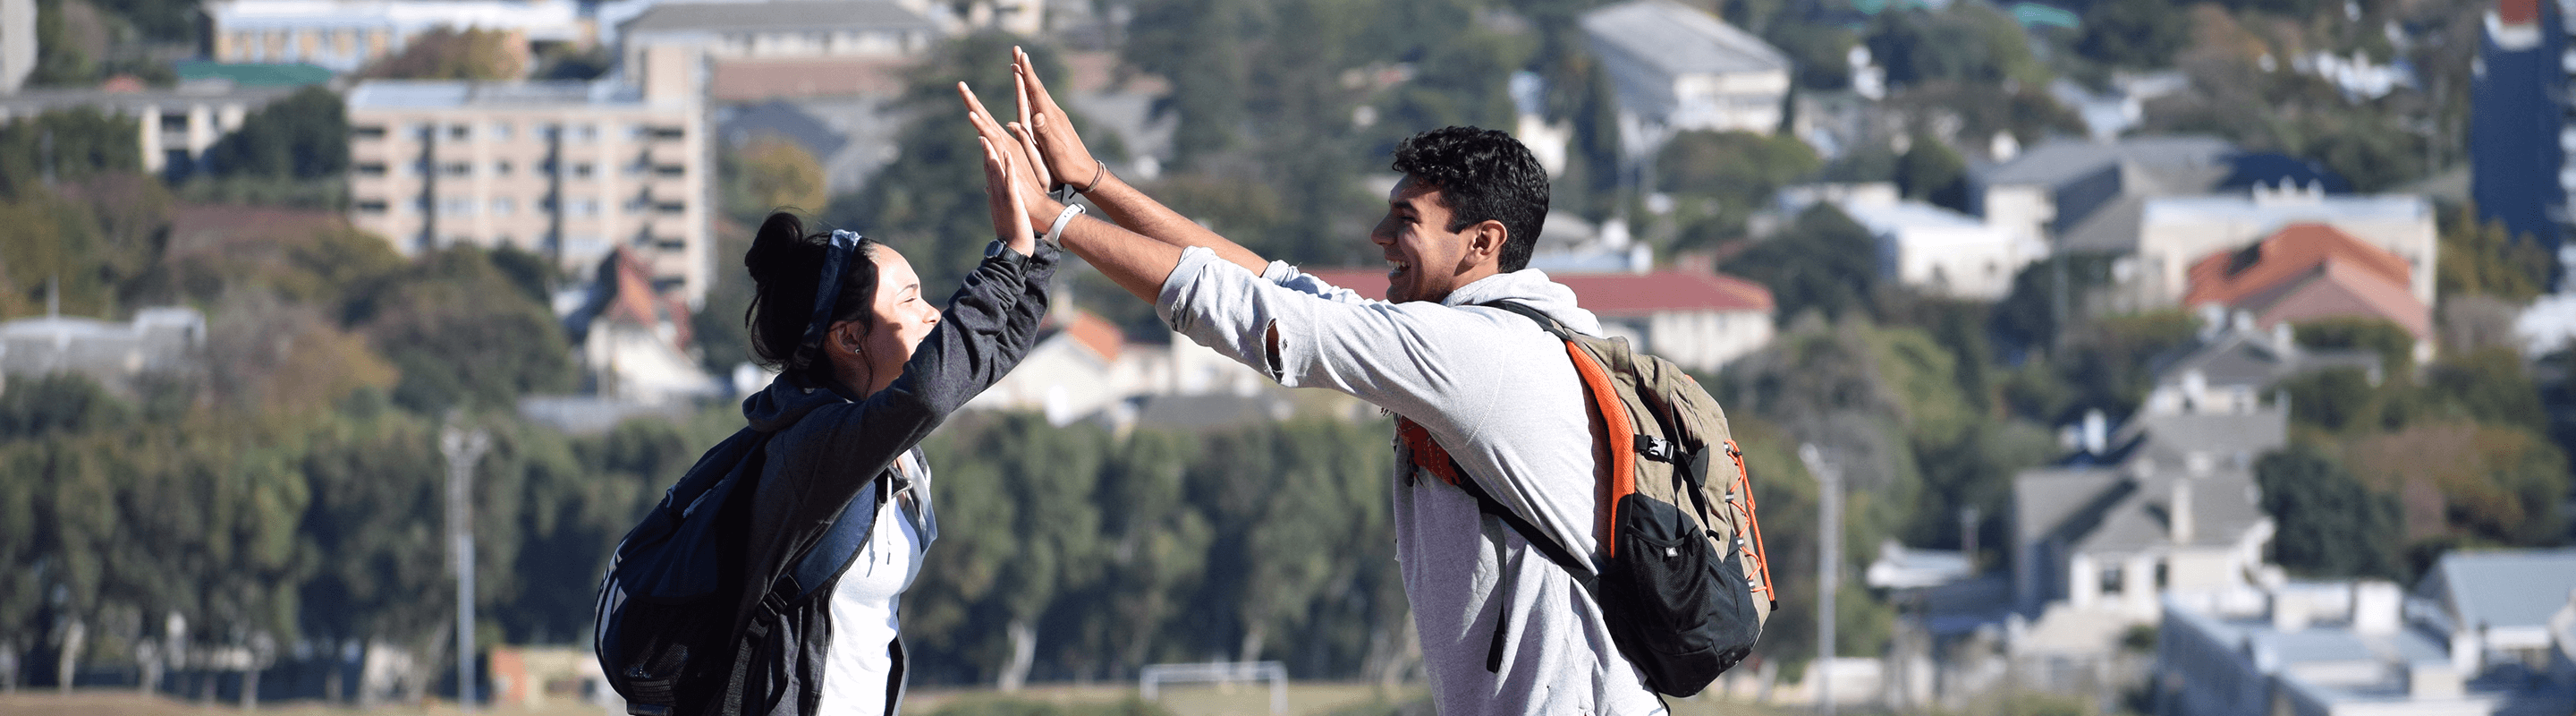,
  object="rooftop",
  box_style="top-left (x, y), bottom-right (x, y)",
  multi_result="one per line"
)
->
top-left (1981, 135), bottom-right (2236, 189)
top-left (623, 0), bottom-right (936, 34)
top-left (2144, 192), bottom-right (2431, 226)
top-left (2185, 223), bottom-right (2413, 307)
top-left (2145, 328), bottom-right (2382, 391)
top-left (1580, 0), bottom-right (1789, 79)
top-left (346, 80), bottom-right (650, 109)
top-left (2422, 548), bottom-right (2576, 631)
